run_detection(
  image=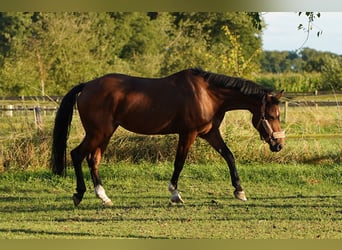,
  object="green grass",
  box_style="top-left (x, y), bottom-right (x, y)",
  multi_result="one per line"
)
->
top-left (0, 162), bottom-right (341, 239)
